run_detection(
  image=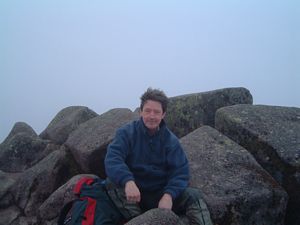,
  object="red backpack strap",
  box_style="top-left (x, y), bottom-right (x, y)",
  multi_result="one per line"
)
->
top-left (81, 197), bottom-right (97, 225)
top-left (74, 177), bottom-right (95, 195)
